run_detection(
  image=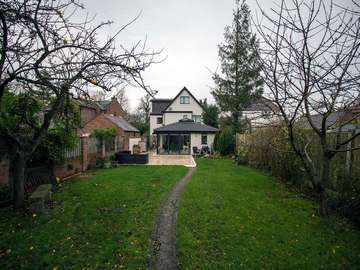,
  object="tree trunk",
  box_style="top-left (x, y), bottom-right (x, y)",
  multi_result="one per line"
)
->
top-left (12, 152), bottom-right (26, 210)
top-left (232, 112), bottom-right (239, 134)
top-left (319, 187), bottom-right (329, 216)
top-left (318, 152), bottom-right (332, 216)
